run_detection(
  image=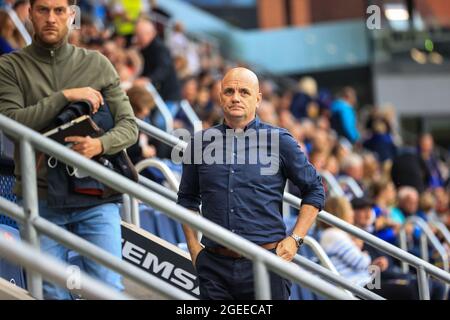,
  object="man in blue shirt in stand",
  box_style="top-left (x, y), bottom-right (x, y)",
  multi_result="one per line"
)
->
top-left (331, 87), bottom-right (360, 144)
top-left (177, 68), bottom-right (325, 300)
